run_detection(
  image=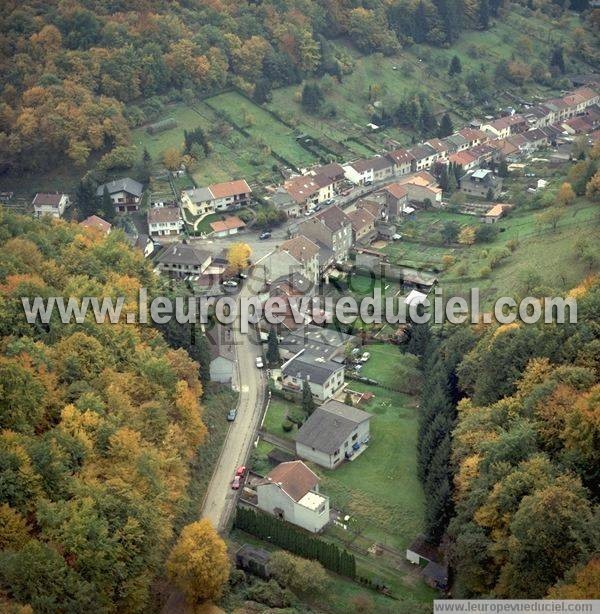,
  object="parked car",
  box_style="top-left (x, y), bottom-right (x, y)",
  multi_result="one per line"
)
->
top-left (392, 233), bottom-right (402, 241)
top-left (324, 198), bottom-right (334, 205)
top-left (231, 475), bottom-right (241, 490)
top-left (353, 364), bottom-right (362, 372)
top-left (227, 408), bottom-right (237, 421)
top-left (259, 231), bottom-right (272, 240)
top-left (364, 180), bottom-right (373, 186)
top-left (236, 466), bottom-right (246, 477)
top-left (361, 352), bottom-right (371, 362)
top-left (255, 356), bottom-right (264, 368)
top-left (222, 279), bottom-right (238, 288)
top-left (238, 272), bottom-right (248, 279)
top-left (351, 347), bottom-right (361, 356)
